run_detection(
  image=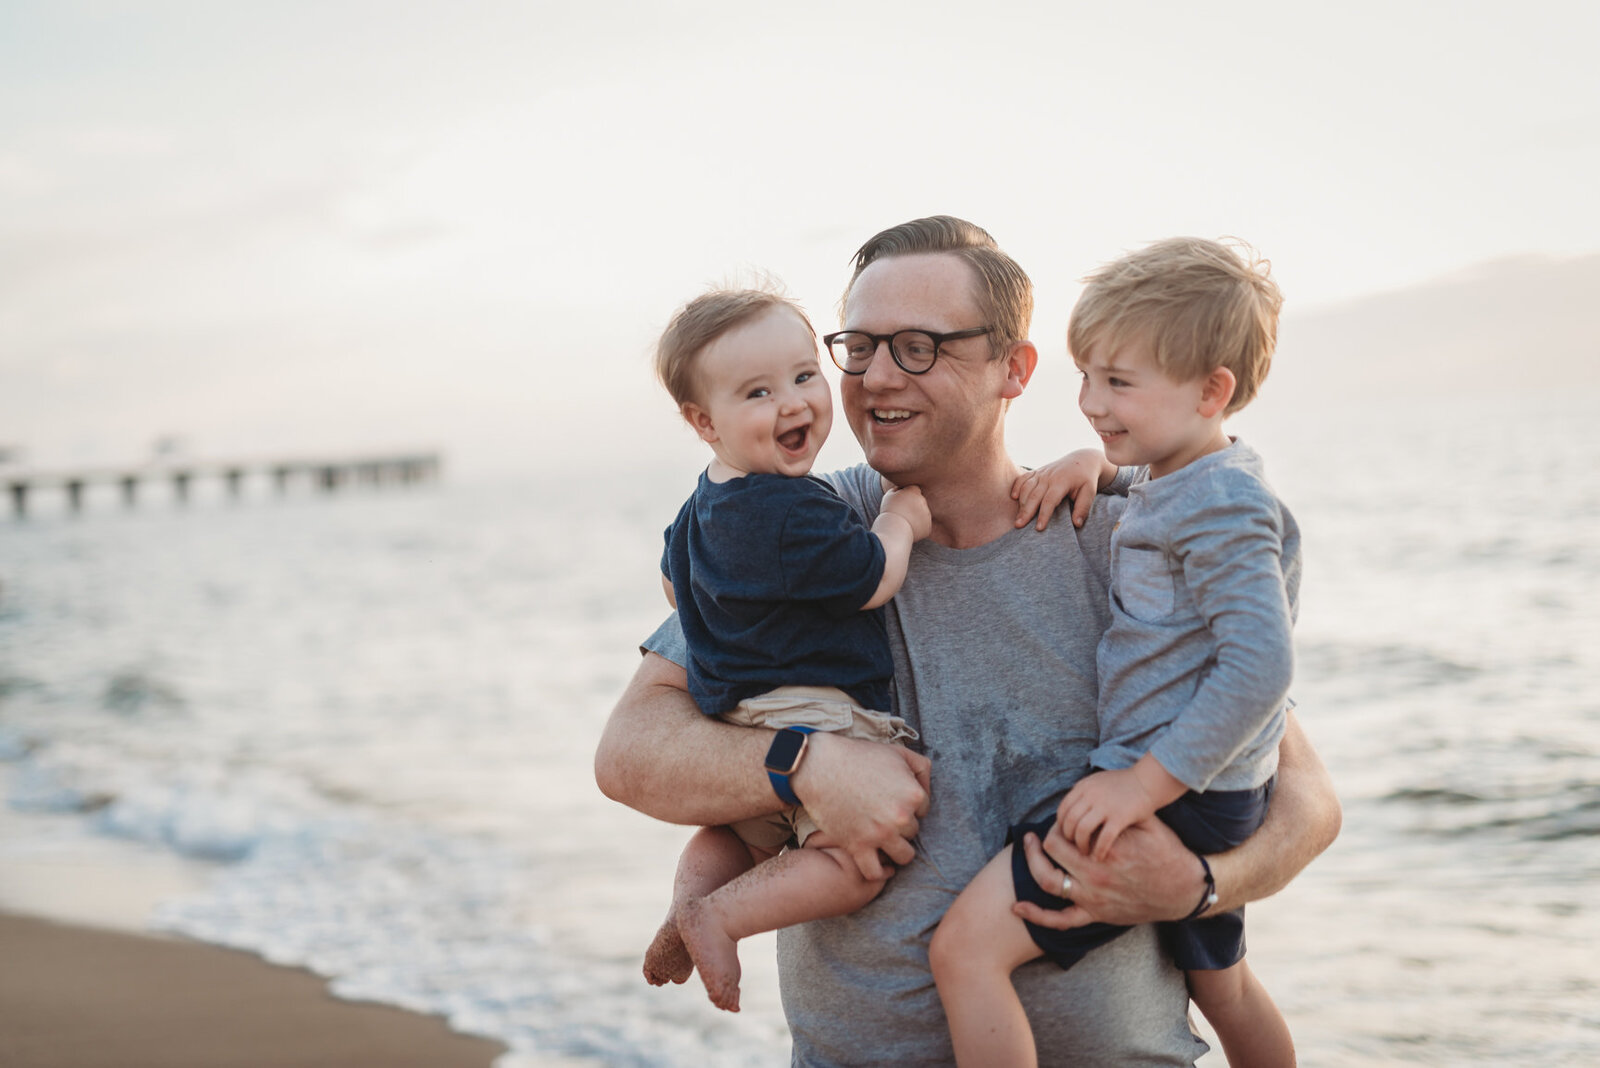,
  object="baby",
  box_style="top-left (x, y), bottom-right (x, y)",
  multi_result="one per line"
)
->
top-left (642, 285), bottom-right (931, 1013)
top-left (931, 238), bottom-right (1300, 1068)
